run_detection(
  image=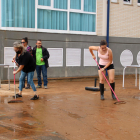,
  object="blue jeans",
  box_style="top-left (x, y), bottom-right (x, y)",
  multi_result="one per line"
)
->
top-left (19, 71), bottom-right (36, 92)
top-left (36, 65), bottom-right (48, 86)
top-left (23, 73), bottom-right (29, 85)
